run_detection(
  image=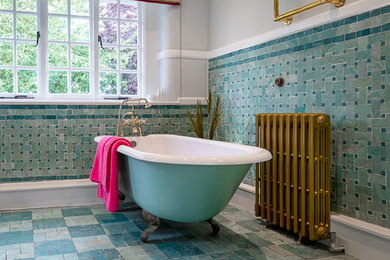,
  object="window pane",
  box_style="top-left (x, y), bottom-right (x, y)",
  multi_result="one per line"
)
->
top-left (48, 16), bottom-right (68, 41)
top-left (71, 0), bottom-right (89, 16)
top-left (17, 70), bottom-right (37, 93)
top-left (71, 71), bottom-right (89, 94)
top-left (71, 45), bottom-right (89, 68)
top-left (0, 41), bottom-right (13, 66)
top-left (120, 73), bottom-right (137, 95)
top-left (100, 47), bottom-right (117, 69)
top-left (17, 15), bottom-right (37, 40)
top-left (48, 44), bottom-right (68, 68)
top-left (100, 72), bottom-right (117, 95)
top-left (18, 70), bottom-right (38, 93)
top-left (0, 69), bottom-right (13, 93)
top-left (16, 0), bottom-right (36, 12)
top-left (17, 42), bottom-right (37, 66)
top-left (99, 20), bottom-right (117, 44)
top-left (120, 22), bottom-right (137, 45)
top-left (0, 13), bottom-right (13, 38)
top-left (120, 0), bottom-right (137, 20)
top-left (71, 18), bottom-right (90, 42)
top-left (120, 48), bottom-right (137, 70)
top-left (0, 0), bottom-right (13, 10)
top-left (49, 71), bottom-right (68, 93)
top-left (48, 0), bottom-right (67, 14)
top-left (99, 0), bottom-right (117, 19)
